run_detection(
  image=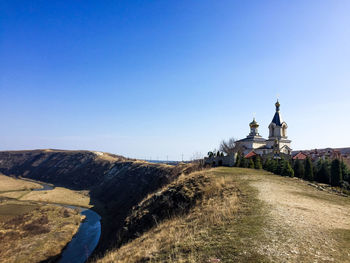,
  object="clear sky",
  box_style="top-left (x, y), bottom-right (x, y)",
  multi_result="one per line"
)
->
top-left (1, 1), bottom-right (350, 160)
